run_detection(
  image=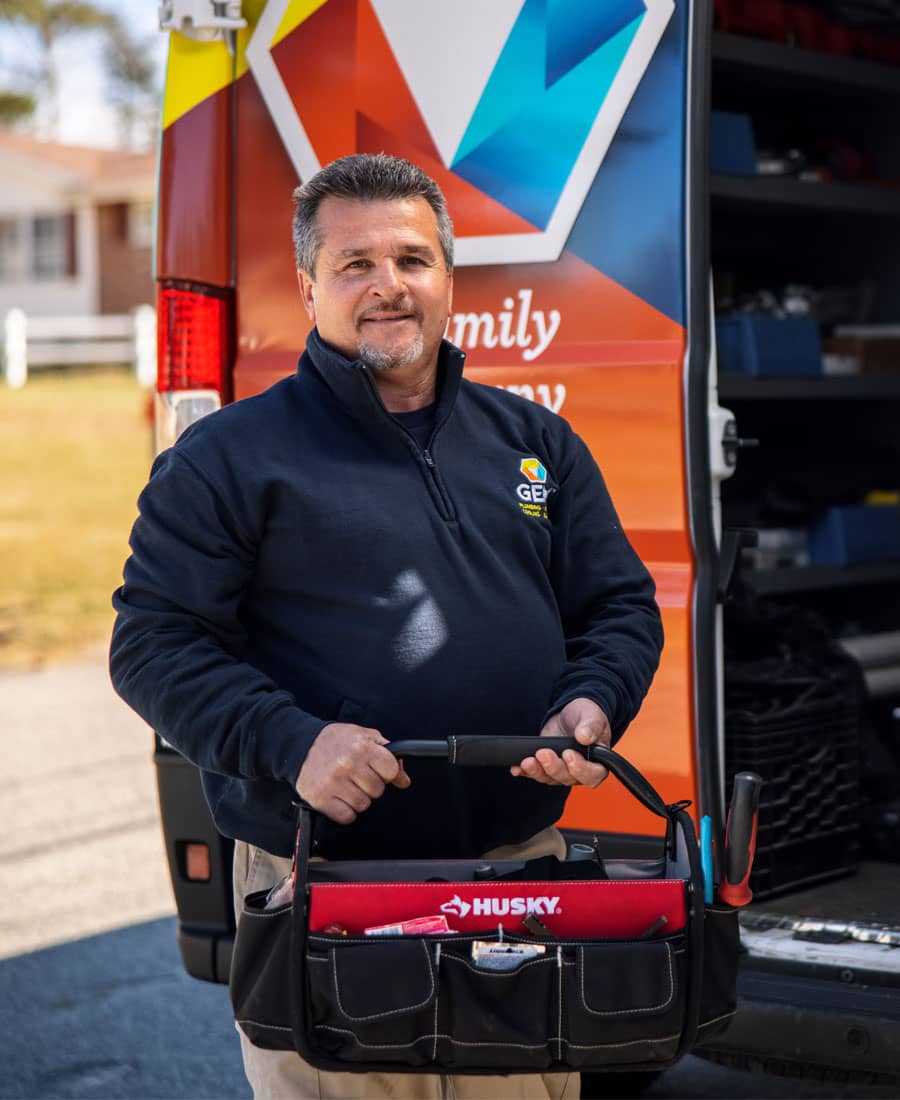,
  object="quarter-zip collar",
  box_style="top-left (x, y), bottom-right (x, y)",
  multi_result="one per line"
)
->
top-left (298, 326), bottom-right (465, 435)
